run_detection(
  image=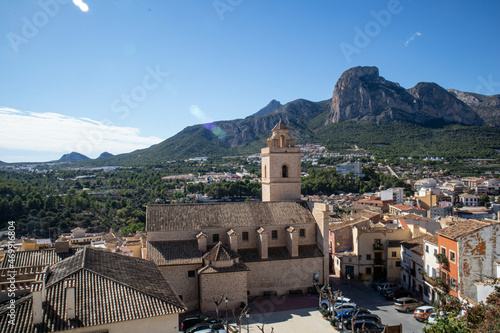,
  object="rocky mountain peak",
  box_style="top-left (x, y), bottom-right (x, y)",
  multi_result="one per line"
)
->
top-left (327, 66), bottom-right (484, 126)
top-left (251, 99), bottom-right (283, 117)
